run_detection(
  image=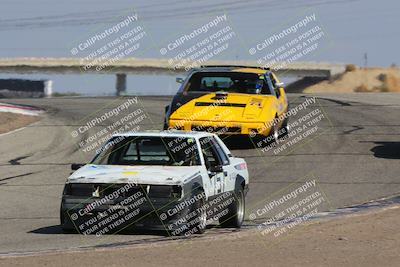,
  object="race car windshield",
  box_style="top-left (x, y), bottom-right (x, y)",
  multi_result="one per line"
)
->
top-left (185, 72), bottom-right (269, 94)
top-left (91, 136), bottom-right (201, 166)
